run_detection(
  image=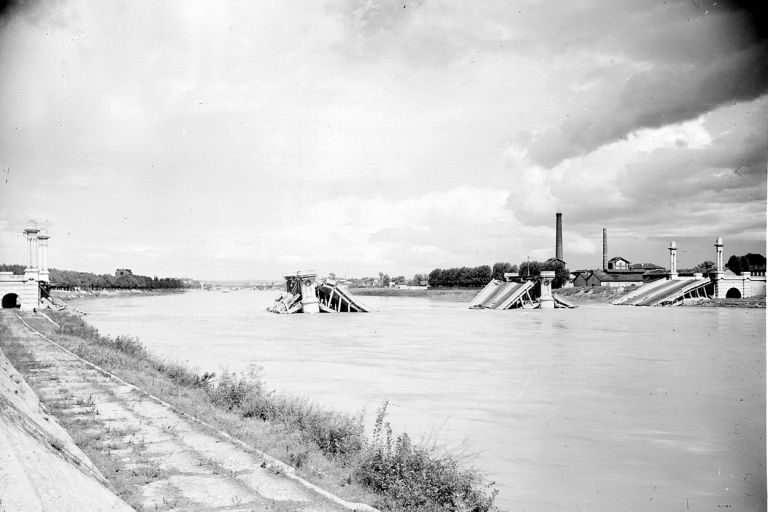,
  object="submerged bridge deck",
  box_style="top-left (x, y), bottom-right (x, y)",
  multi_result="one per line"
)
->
top-left (615, 278), bottom-right (711, 306)
top-left (317, 281), bottom-right (368, 312)
top-left (552, 294), bottom-right (578, 309)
